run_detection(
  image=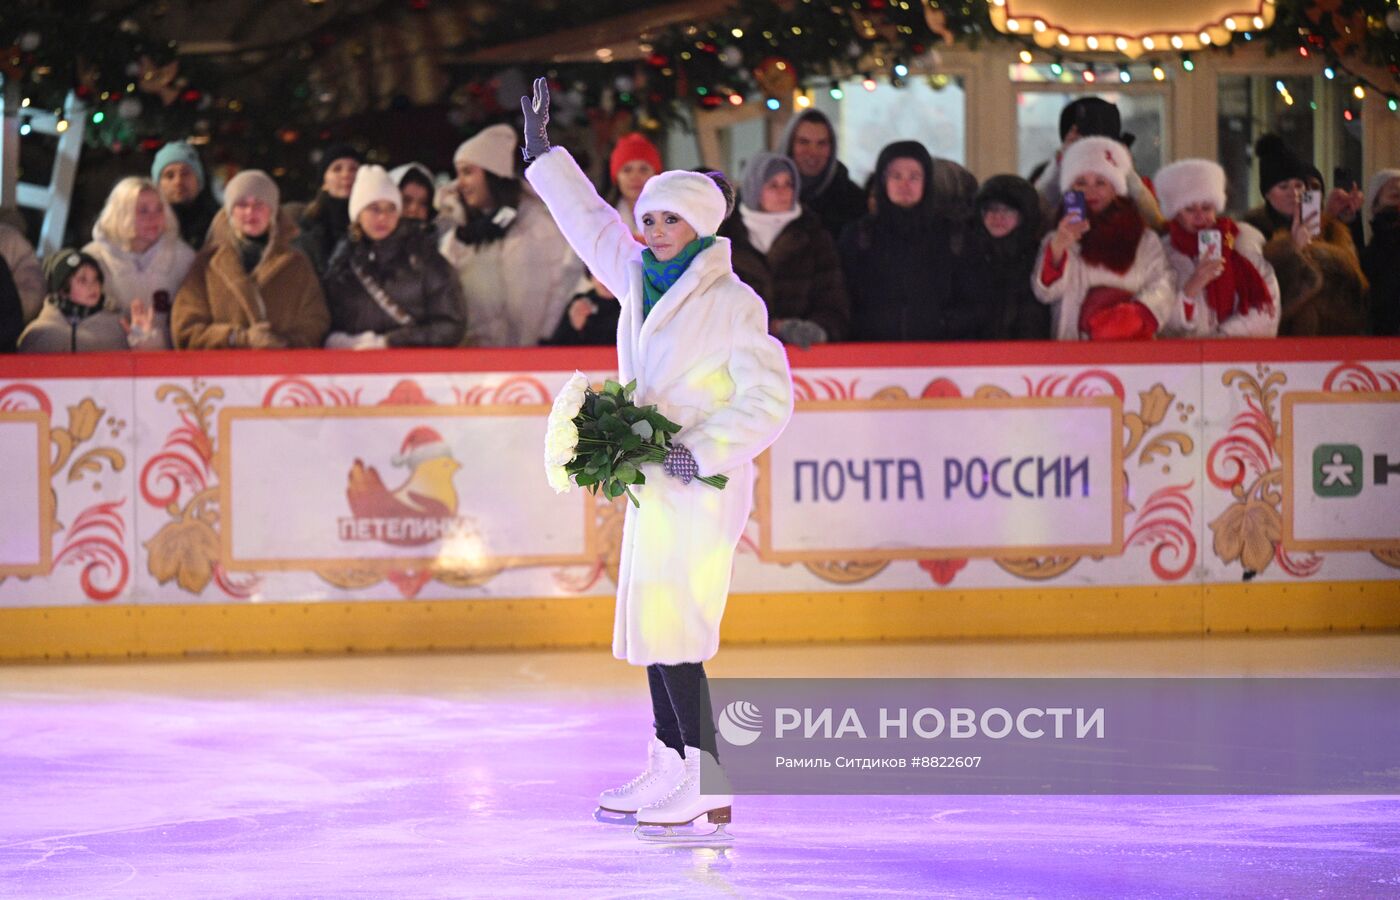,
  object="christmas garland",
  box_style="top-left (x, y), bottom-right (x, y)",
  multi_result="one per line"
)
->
top-left (3, 0), bottom-right (1398, 163)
